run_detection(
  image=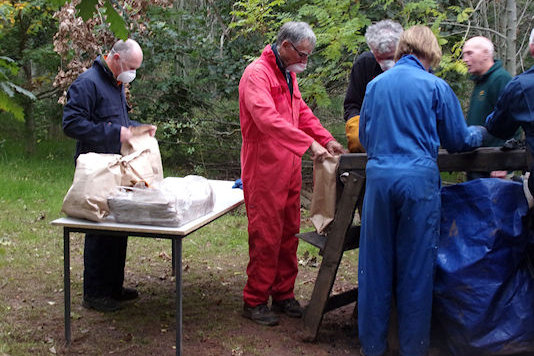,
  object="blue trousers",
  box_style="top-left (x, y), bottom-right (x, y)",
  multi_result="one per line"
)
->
top-left (358, 165), bottom-right (440, 356)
